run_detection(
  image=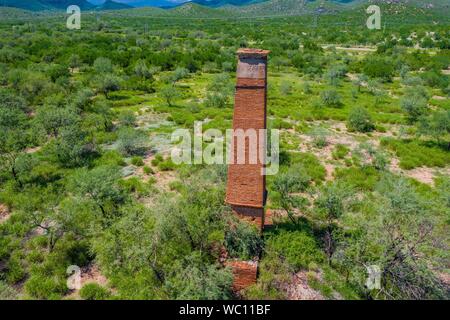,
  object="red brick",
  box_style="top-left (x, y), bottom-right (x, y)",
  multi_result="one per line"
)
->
top-left (226, 49), bottom-right (269, 230)
top-left (225, 260), bottom-right (258, 292)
